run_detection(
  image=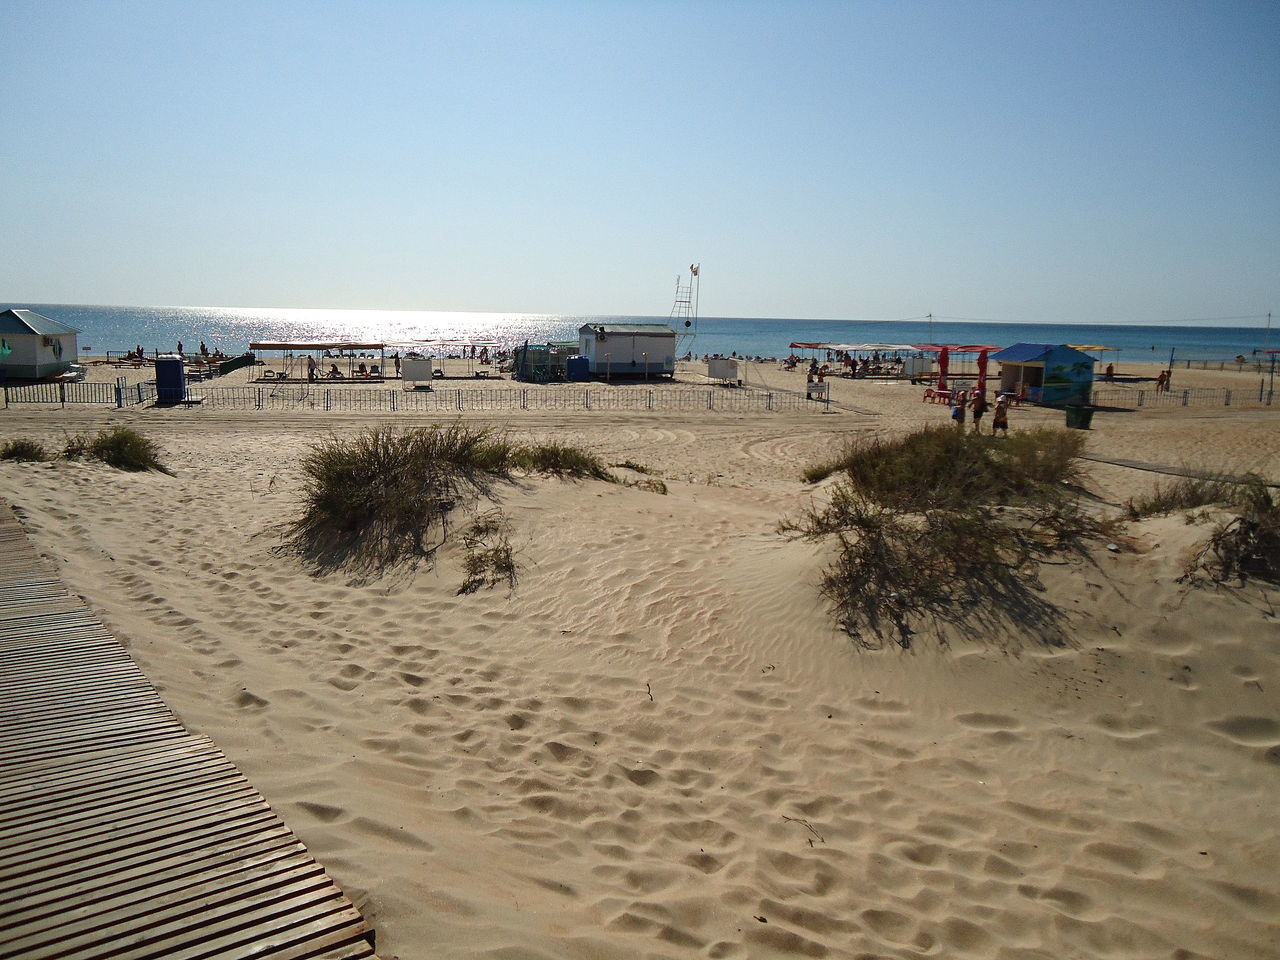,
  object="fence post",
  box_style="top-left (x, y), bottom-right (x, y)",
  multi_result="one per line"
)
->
top-left (325, 390), bottom-right (331, 411)
top-left (457, 389), bottom-right (462, 411)
top-left (1137, 390), bottom-right (1145, 407)
top-left (708, 390), bottom-right (713, 410)
top-left (521, 389), bottom-right (527, 410)
top-left (767, 392), bottom-right (773, 411)
top-left (648, 390), bottom-right (653, 410)
top-left (391, 391), bottom-right (397, 412)
top-left (1225, 390), bottom-right (1231, 406)
top-left (59, 383), bottom-right (66, 408)
top-left (1181, 389), bottom-right (1189, 406)
top-left (257, 388), bottom-right (263, 410)
top-left (2, 386), bottom-right (7, 409)
top-left (584, 390), bottom-right (590, 410)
